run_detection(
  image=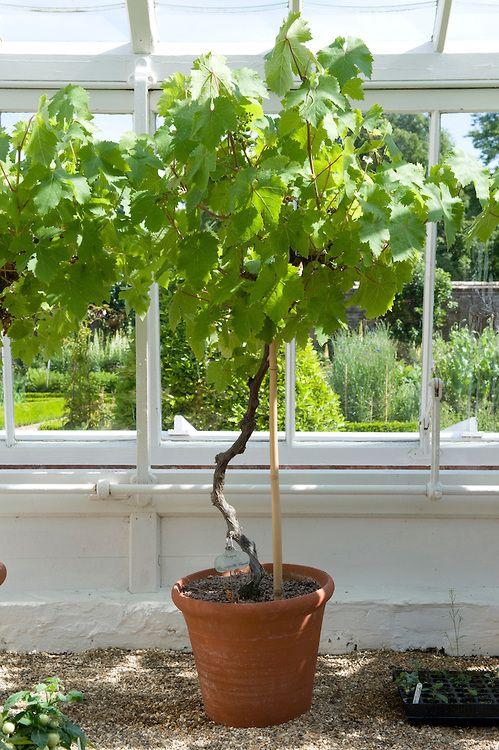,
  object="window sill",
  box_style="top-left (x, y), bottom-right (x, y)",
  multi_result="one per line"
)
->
top-left (0, 433), bottom-right (497, 468)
